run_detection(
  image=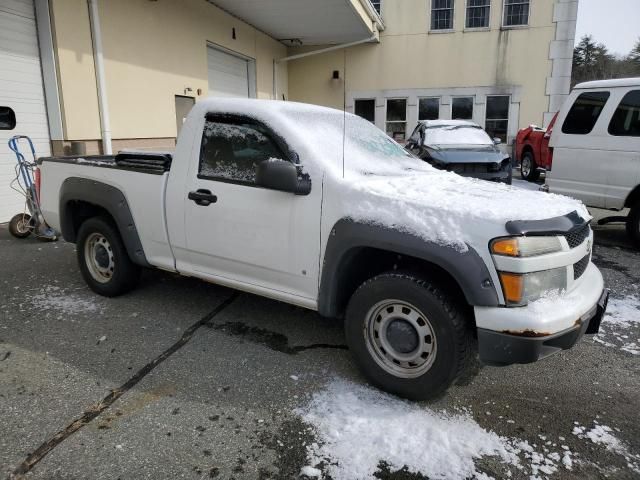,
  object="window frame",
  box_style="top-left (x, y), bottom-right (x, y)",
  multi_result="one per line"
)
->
top-left (354, 98), bottom-right (377, 123)
top-left (451, 96), bottom-right (475, 120)
top-left (385, 97), bottom-right (408, 142)
top-left (502, 0), bottom-right (530, 28)
top-left (561, 91), bottom-right (611, 136)
top-left (418, 97), bottom-right (441, 121)
top-left (608, 89), bottom-right (640, 138)
top-left (430, 0), bottom-right (455, 31)
top-left (465, 0), bottom-right (491, 29)
top-left (485, 95), bottom-right (511, 144)
top-left (197, 113), bottom-right (295, 188)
